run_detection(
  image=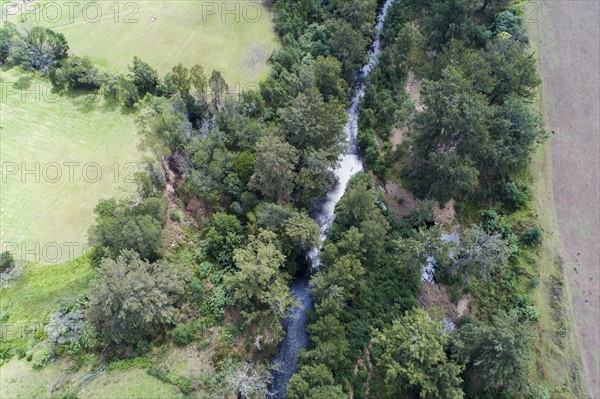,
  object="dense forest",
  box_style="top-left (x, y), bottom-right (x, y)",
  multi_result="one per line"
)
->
top-left (0, 0), bottom-right (581, 398)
